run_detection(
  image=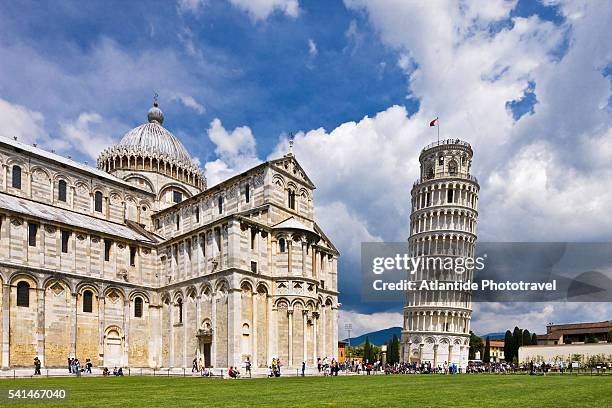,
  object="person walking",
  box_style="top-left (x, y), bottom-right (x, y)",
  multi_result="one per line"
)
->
top-left (245, 357), bottom-right (252, 378)
top-left (34, 357), bottom-right (41, 375)
top-left (301, 361), bottom-right (305, 377)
